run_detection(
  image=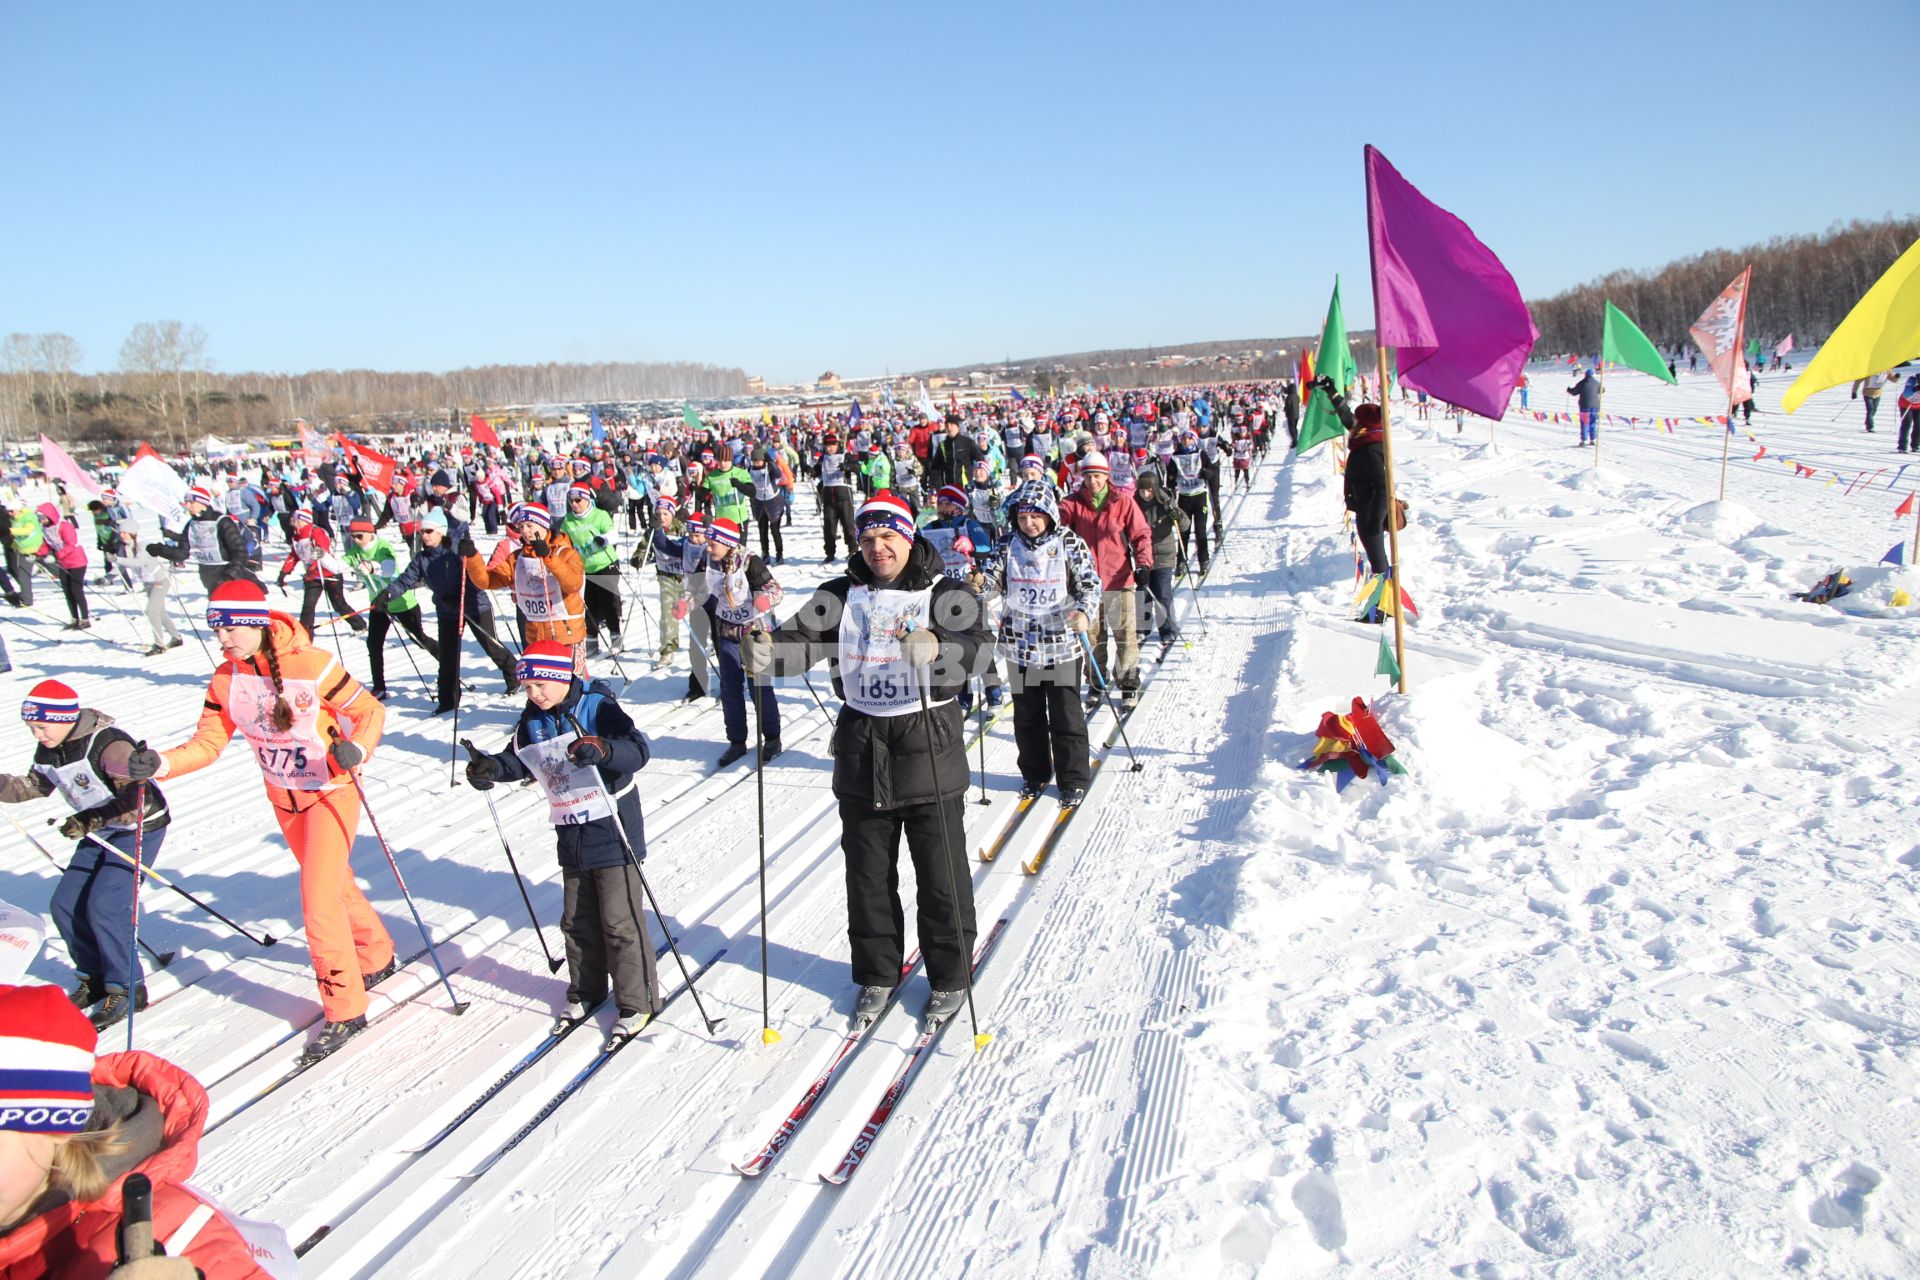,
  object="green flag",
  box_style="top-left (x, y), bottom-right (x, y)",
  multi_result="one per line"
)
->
top-left (682, 404), bottom-right (703, 431)
top-left (1375, 631), bottom-right (1401, 681)
top-left (1600, 301), bottom-right (1677, 385)
top-left (1295, 278), bottom-right (1356, 454)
